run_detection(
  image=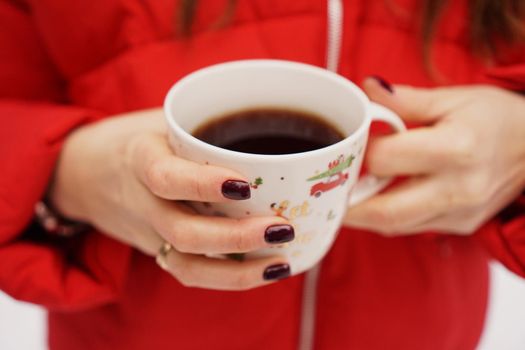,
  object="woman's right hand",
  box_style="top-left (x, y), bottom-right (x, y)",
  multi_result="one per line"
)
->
top-left (49, 108), bottom-right (293, 290)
